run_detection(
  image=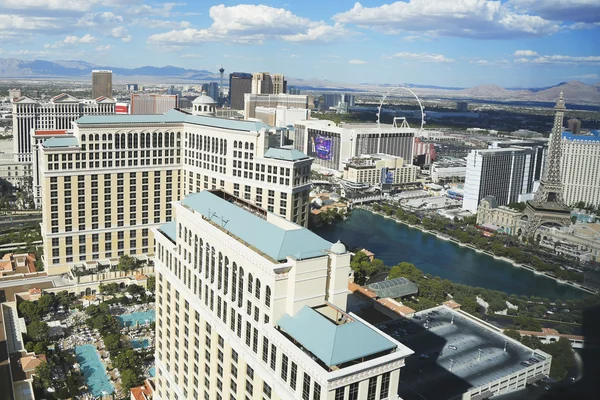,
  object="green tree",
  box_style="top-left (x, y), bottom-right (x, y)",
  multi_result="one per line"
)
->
top-left (113, 349), bottom-right (142, 373)
top-left (19, 300), bottom-right (43, 321)
top-left (146, 275), bottom-right (156, 292)
top-left (37, 294), bottom-right (56, 315)
top-left (33, 341), bottom-right (47, 355)
top-left (33, 359), bottom-right (54, 390)
top-left (117, 255), bottom-right (140, 272)
top-left (120, 369), bottom-right (142, 393)
top-left (27, 320), bottom-right (50, 342)
top-left (372, 203), bottom-right (381, 212)
top-left (503, 329), bottom-right (522, 341)
top-left (126, 284), bottom-right (145, 297)
top-left (104, 333), bottom-right (122, 351)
